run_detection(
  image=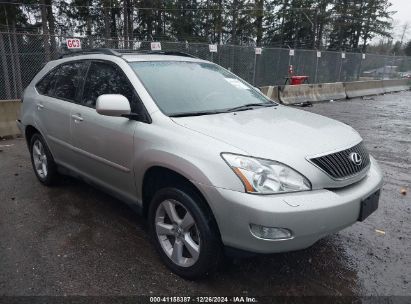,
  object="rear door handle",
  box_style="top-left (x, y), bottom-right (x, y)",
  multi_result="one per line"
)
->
top-left (37, 103), bottom-right (44, 110)
top-left (71, 114), bottom-right (83, 122)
